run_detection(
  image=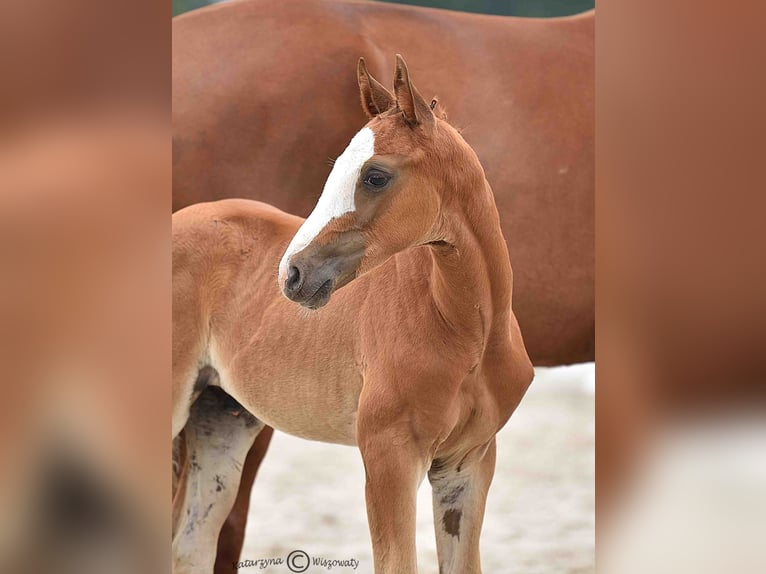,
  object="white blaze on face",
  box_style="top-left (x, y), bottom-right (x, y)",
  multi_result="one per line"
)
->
top-left (279, 127), bottom-right (375, 280)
